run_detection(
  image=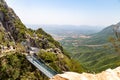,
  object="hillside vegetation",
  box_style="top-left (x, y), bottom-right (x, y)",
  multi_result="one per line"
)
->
top-left (0, 0), bottom-right (86, 80)
top-left (60, 22), bottom-right (120, 73)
